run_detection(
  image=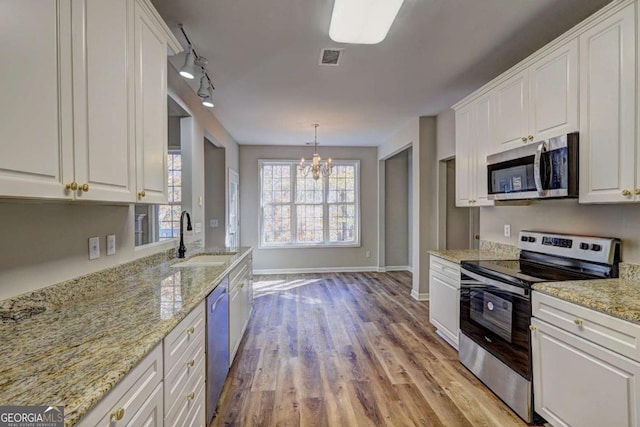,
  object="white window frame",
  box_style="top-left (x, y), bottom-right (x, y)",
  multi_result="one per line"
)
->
top-left (259, 159), bottom-right (361, 249)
